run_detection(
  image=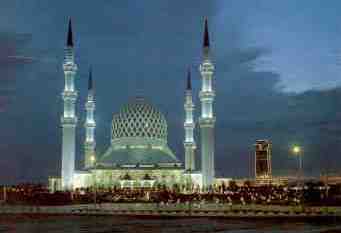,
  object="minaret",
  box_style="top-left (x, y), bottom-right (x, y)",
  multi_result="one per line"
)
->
top-left (61, 18), bottom-right (78, 190)
top-left (199, 18), bottom-right (215, 189)
top-left (184, 68), bottom-right (196, 171)
top-left (84, 67), bottom-right (96, 169)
